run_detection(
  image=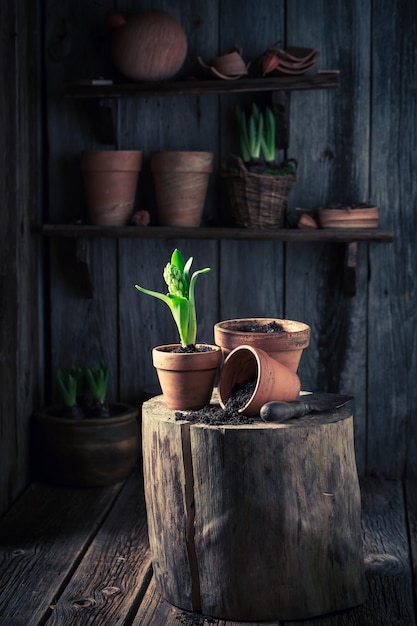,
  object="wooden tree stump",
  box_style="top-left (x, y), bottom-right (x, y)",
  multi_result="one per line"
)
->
top-left (142, 392), bottom-right (366, 621)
